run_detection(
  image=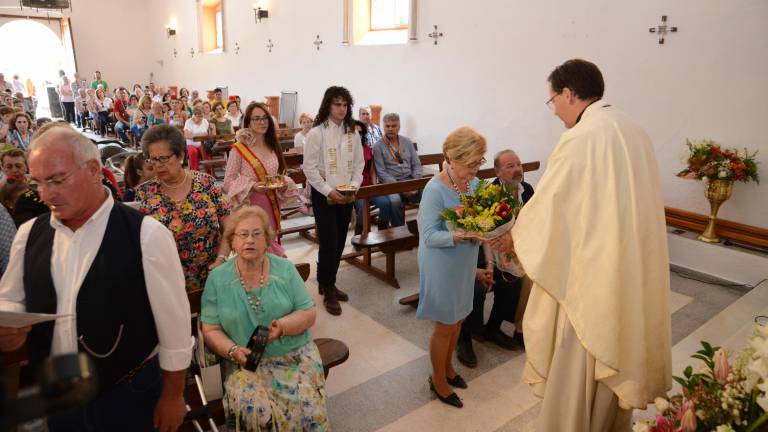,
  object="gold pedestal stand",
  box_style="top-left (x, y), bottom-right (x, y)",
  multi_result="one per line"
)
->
top-left (698, 179), bottom-right (733, 243)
